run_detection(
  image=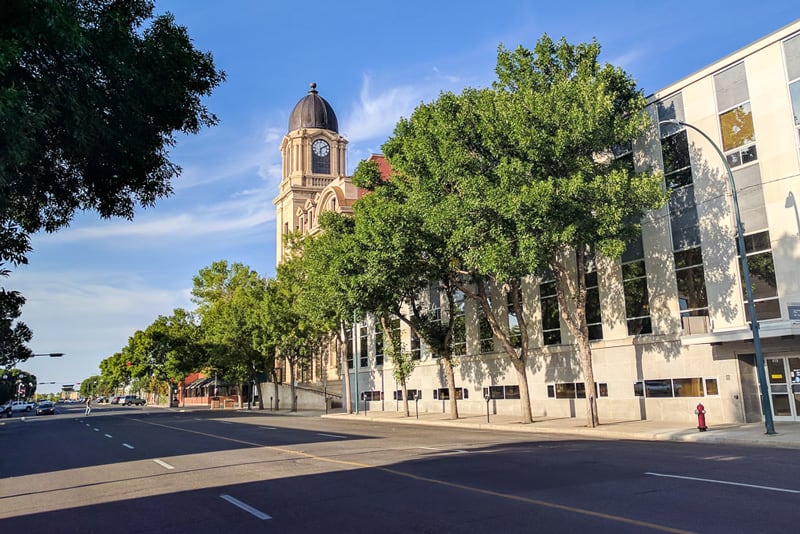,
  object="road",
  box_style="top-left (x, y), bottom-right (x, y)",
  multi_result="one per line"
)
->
top-left (1, 404), bottom-right (798, 533)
